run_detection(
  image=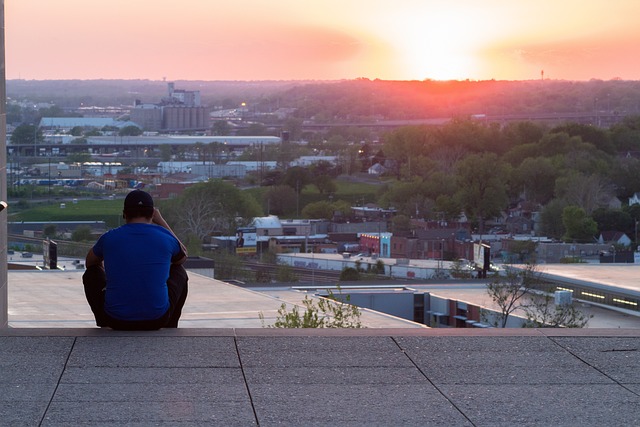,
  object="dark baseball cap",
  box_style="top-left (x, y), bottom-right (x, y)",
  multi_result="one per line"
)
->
top-left (124, 190), bottom-right (154, 208)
